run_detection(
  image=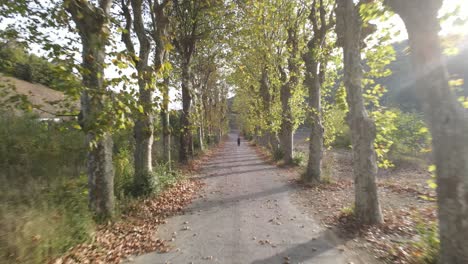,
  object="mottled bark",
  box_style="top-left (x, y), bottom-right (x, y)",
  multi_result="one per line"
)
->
top-left (86, 133), bottom-right (114, 218)
top-left (258, 66), bottom-right (278, 151)
top-left (279, 27), bottom-right (299, 164)
top-left (336, 0), bottom-right (383, 225)
top-left (121, 0), bottom-right (156, 192)
top-left (179, 60), bottom-right (193, 163)
top-left (161, 77), bottom-right (171, 168)
top-left (193, 71), bottom-right (210, 152)
top-left (304, 66), bottom-right (323, 183)
top-left (202, 90), bottom-right (209, 145)
top-left (385, 0), bottom-right (468, 262)
top-left (151, 1), bottom-right (171, 167)
top-left (133, 86), bottom-right (154, 189)
top-left (198, 123), bottom-right (204, 151)
top-left (66, 0), bottom-right (115, 218)
top-left (172, 0), bottom-right (200, 164)
top-left (216, 128), bottom-right (222, 143)
top-left (268, 132), bottom-right (280, 152)
top-left (279, 77), bottom-right (293, 163)
top-left (302, 0), bottom-right (332, 183)
top-left (132, 58), bottom-right (154, 191)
